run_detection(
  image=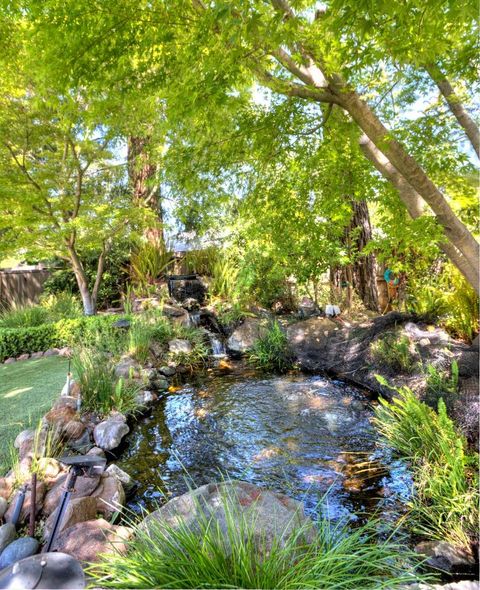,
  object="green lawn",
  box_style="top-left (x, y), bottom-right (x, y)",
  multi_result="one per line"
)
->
top-left (0, 356), bottom-right (69, 473)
